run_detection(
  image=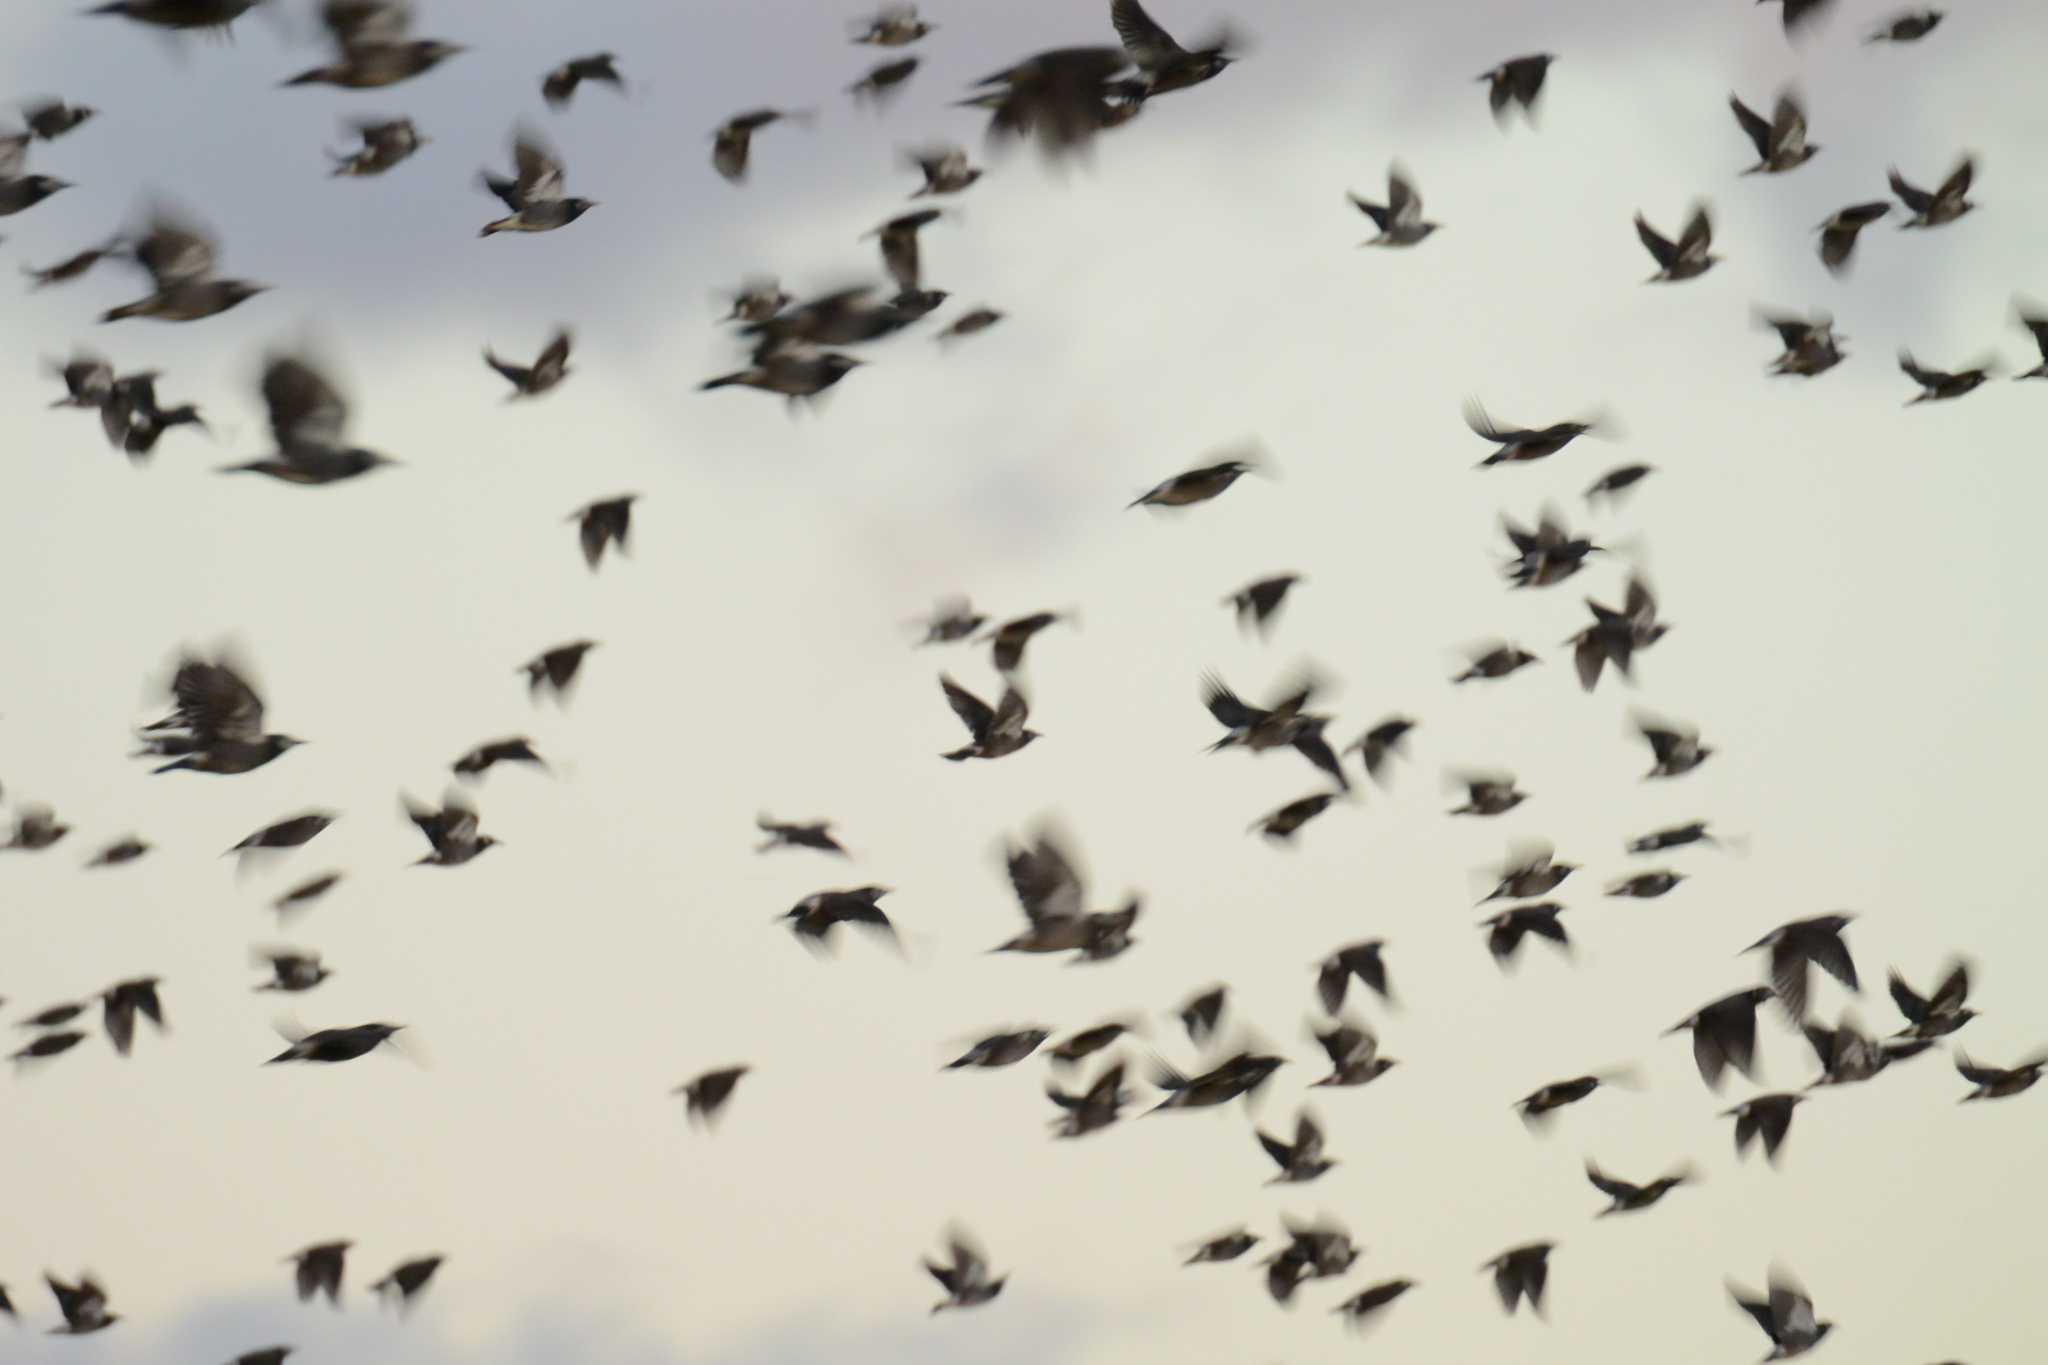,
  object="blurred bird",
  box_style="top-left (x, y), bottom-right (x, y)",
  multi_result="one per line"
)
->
top-left (1315, 939), bottom-right (1391, 1014)
top-left (1666, 987), bottom-right (1776, 1090)
top-left (946, 1028), bottom-right (1050, 1070)
top-left (1048, 1021), bottom-right (1135, 1066)
top-left (1759, 310), bottom-right (1844, 377)
top-left (675, 1065), bottom-right (749, 1125)
top-left (1182, 1228), bottom-right (1258, 1265)
top-left (720, 276), bottom-right (792, 323)
top-left (285, 1), bottom-right (464, 90)
top-left (1252, 793), bottom-right (1337, 842)
top-left (1815, 201), bottom-right (1890, 275)
top-left (937, 307), bottom-right (1004, 343)
top-left (1482, 1243), bottom-right (1553, 1317)
top-left (914, 596), bottom-right (986, 645)
top-left (49, 351), bottom-right (114, 408)
top-left (1480, 841), bottom-right (1577, 902)
top-left (452, 737), bottom-right (545, 779)
top-left (221, 352), bottom-right (399, 486)
top-left (3, 804), bottom-right (70, 851)
top-left (1888, 961), bottom-right (1975, 1039)
top-left (481, 131), bottom-right (595, 235)
top-left (1479, 54), bottom-right (1553, 126)
top-left (99, 977), bottom-right (166, 1056)
top-left (285, 1241), bottom-right (349, 1306)
top-left (88, 0), bottom-right (261, 31)
top-left (1308, 1016), bottom-right (1397, 1088)
top-left (1802, 1013), bottom-right (1932, 1087)
top-left (22, 237), bottom-right (124, 289)
top-left (853, 4), bottom-right (932, 46)
top-left (1568, 574), bottom-right (1668, 692)
top-left (403, 791), bottom-right (497, 866)
top-left (1148, 1050), bottom-right (1285, 1112)
top-left (1348, 164), bottom-right (1439, 246)
top-left (2015, 300), bottom-right (2048, 379)
top-left (253, 949), bottom-right (331, 994)
top-left (228, 813), bottom-right (336, 860)
top-left (524, 640), bottom-right (596, 702)
top-left (20, 1002), bottom-right (89, 1029)
top-left (1465, 402), bottom-right (1598, 467)
top-left (266, 1021), bottom-right (404, 1065)
top-left (1729, 1268), bottom-right (1833, 1359)
top-left (1586, 1160), bottom-right (1691, 1216)
top-left (1200, 669), bottom-right (1348, 789)
top-left (1177, 985), bottom-right (1228, 1045)
top-left (906, 144), bottom-right (981, 196)
top-left (1046, 1060), bottom-right (1129, 1138)
top-left (328, 116), bottom-right (426, 177)
top-left (1608, 870), bottom-right (1685, 899)
top-left (1516, 1072), bottom-right (1627, 1129)
top-left (939, 674), bottom-right (1040, 760)
top-left (0, 132), bottom-right (68, 218)
top-left (1635, 203), bottom-right (1720, 282)
top-left (1725, 1092), bottom-right (1805, 1162)
top-left (1635, 714), bottom-right (1713, 778)
top-left (1502, 507), bottom-right (1602, 587)
top-left (1256, 1109), bottom-right (1337, 1183)
top-left (1585, 466), bottom-right (1653, 509)
top-left (543, 53), bottom-right (622, 108)
top-left (274, 872), bottom-right (343, 915)
top-left (967, 46), bottom-right (1136, 162)
top-left (1758, 0), bottom-right (1837, 40)
top-left (99, 370), bottom-right (208, 461)
top-left (1335, 1279), bottom-right (1416, 1330)
top-left (850, 56), bottom-right (920, 105)
top-left (485, 328), bottom-right (573, 398)
top-left (866, 208), bottom-right (944, 294)
top-left (1447, 771), bottom-right (1526, 816)
top-left (85, 836), bottom-right (150, 868)
top-left (1955, 1051), bottom-right (2044, 1101)
top-left (1889, 156), bottom-right (1975, 227)
top-left (23, 99), bottom-right (95, 140)
top-left (1629, 819), bottom-right (1720, 854)
top-left (102, 210), bottom-right (267, 323)
top-left (12, 1030), bottom-right (86, 1063)
top-left (781, 886), bottom-right (897, 950)
top-left (370, 1256), bottom-right (442, 1312)
top-left (1111, 0), bottom-right (1243, 98)
top-left (1746, 914), bottom-right (1857, 1022)
top-left (1480, 903), bottom-right (1570, 969)
top-left (1900, 351), bottom-right (1992, 403)
top-left (44, 1274), bottom-right (117, 1334)
top-left (1868, 8), bottom-right (1943, 41)
top-left (1344, 716), bottom-right (1416, 785)
top-left (991, 826), bottom-right (1139, 960)
top-left (1224, 573), bottom-right (1302, 637)
top-left (698, 351), bottom-right (864, 405)
top-left (756, 817), bottom-right (847, 857)
top-left (712, 109), bottom-right (809, 183)
top-left (924, 1229), bottom-right (1006, 1313)
top-left (135, 652), bottom-right (303, 775)
top-left (1730, 92), bottom-right (1817, 174)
